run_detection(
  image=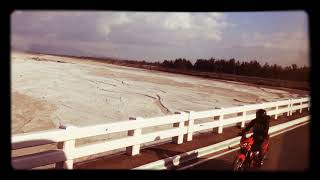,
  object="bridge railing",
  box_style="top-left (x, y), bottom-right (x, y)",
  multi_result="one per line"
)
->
top-left (11, 97), bottom-right (310, 169)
